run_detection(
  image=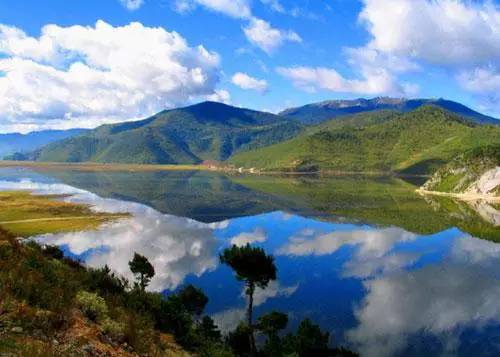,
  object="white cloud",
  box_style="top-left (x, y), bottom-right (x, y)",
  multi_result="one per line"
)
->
top-left (231, 72), bottom-right (269, 93)
top-left (205, 89), bottom-right (232, 104)
top-left (243, 18), bottom-right (302, 54)
top-left (119, 0), bottom-right (144, 11)
top-left (276, 66), bottom-right (417, 96)
top-left (357, 0), bottom-right (500, 112)
top-left (230, 227), bottom-right (267, 246)
top-left (260, 0), bottom-right (285, 13)
top-left (174, 0), bottom-right (252, 19)
top-left (457, 67), bottom-right (500, 112)
top-left (360, 0), bottom-right (500, 66)
top-left (0, 21), bottom-right (222, 133)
